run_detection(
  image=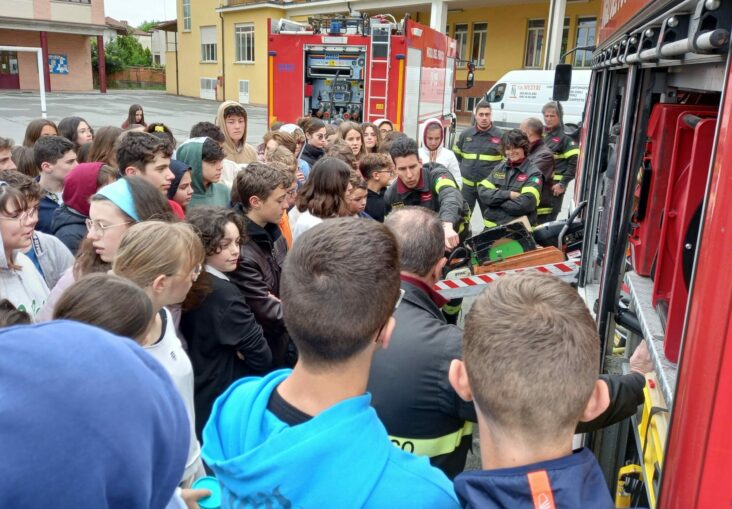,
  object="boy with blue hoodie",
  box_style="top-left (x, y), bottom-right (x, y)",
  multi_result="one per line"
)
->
top-left (175, 137), bottom-right (230, 208)
top-left (202, 217), bottom-right (460, 508)
top-left (449, 273), bottom-right (615, 509)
